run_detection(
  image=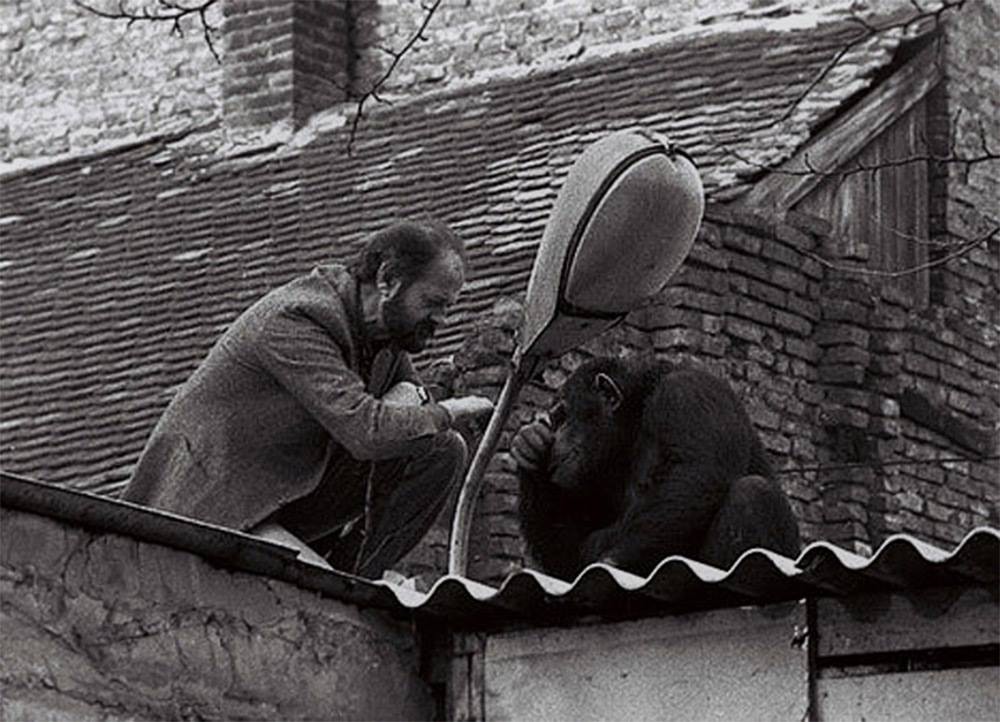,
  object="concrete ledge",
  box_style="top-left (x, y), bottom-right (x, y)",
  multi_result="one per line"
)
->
top-left (1, 508), bottom-right (432, 721)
